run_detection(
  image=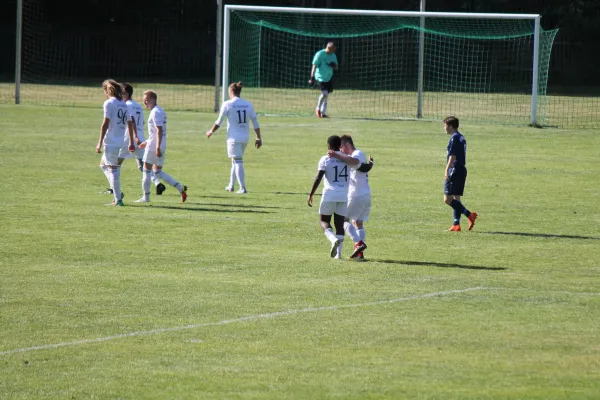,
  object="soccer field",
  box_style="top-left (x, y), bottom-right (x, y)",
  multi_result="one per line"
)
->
top-left (1, 104), bottom-right (599, 399)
